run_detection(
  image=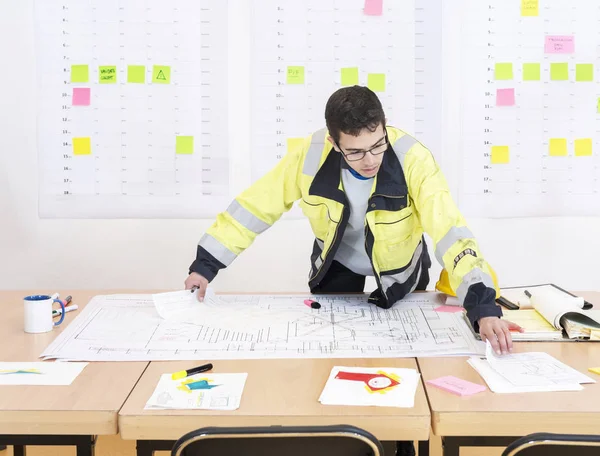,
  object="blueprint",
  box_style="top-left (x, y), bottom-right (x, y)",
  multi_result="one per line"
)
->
top-left (41, 293), bottom-right (484, 361)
